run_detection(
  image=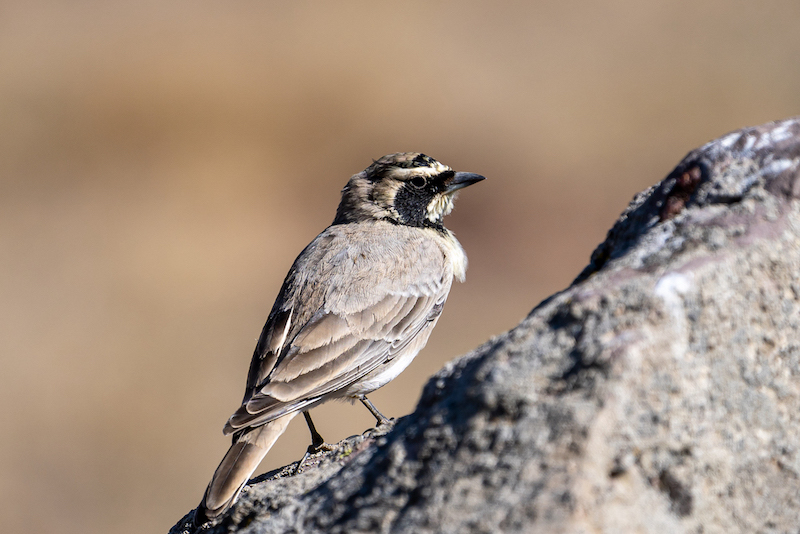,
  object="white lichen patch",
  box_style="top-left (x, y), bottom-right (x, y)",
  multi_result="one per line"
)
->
top-left (654, 271), bottom-right (695, 362)
top-left (718, 132), bottom-right (742, 150)
top-left (760, 157), bottom-right (798, 179)
top-left (655, 272), bottom-right (693, 313)
top-left (754, 122), bottom-right (795, 150)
